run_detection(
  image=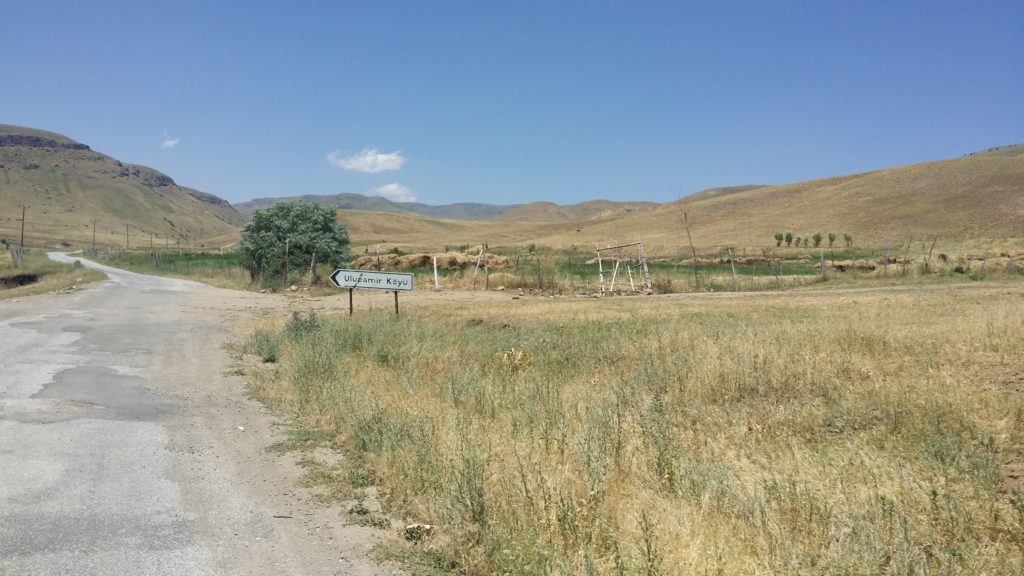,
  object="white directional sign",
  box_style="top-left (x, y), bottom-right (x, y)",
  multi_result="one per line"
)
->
top-left (330, 269), bottom-right (414, 291)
